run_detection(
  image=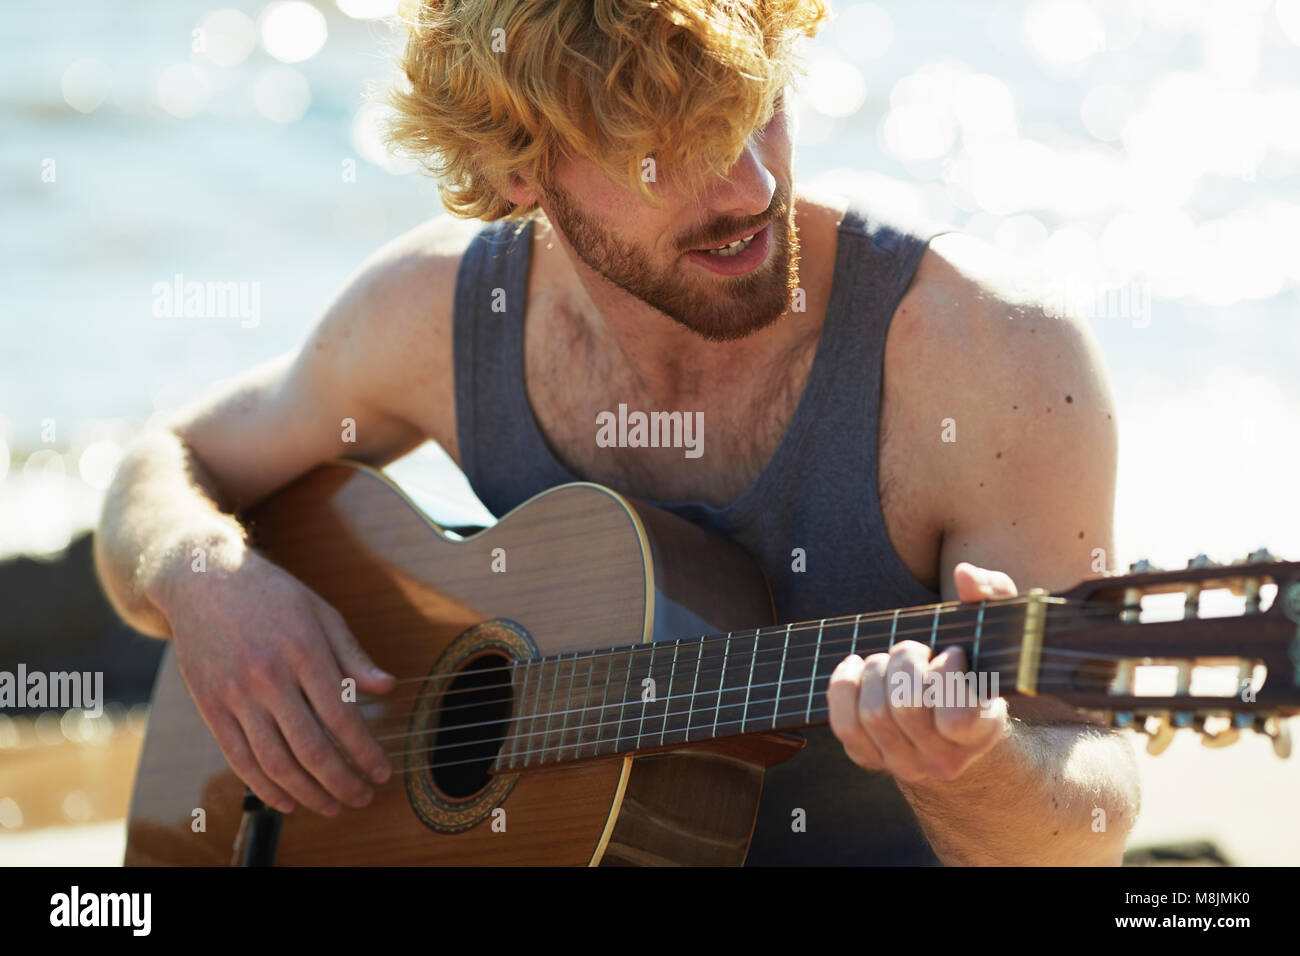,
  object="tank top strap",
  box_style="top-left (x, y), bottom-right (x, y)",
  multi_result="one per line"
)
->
top-left (452, 217), bottom-right (570, 515)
